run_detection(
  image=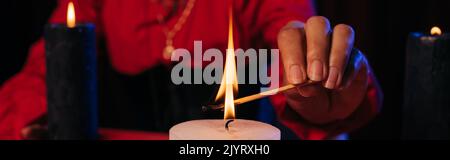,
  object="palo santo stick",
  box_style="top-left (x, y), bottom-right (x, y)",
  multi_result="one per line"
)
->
top-left (202, 80), bottom-right (317, 111)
